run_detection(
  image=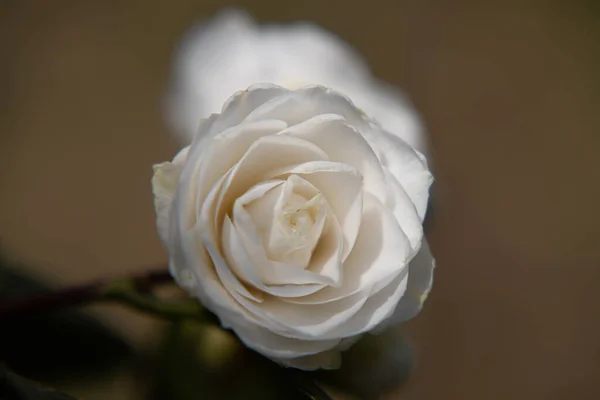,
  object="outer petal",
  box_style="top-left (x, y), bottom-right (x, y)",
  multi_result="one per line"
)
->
top-left (319, 270), bottom-right (410, 340)
top-left (382, 239), bottom-right (436, 325)
top-left (151, 146), bottom-right (189, 245)
top-left (168, 152), bottom-right (265, 327)
top-left (244, 85), bottom-right (373, 131)
top-left (252, 290), bottom-right (369, 339)
top-left (343, 80), bottom-right (427, 153)
top-left (365, 126), bottom-right (433, 221)
top-left (383, 169), bottom-right (424, 252)
top-left (233, 321), bottom-right (341, 360)
top-left (278, 349), bottom-right (342, 370)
